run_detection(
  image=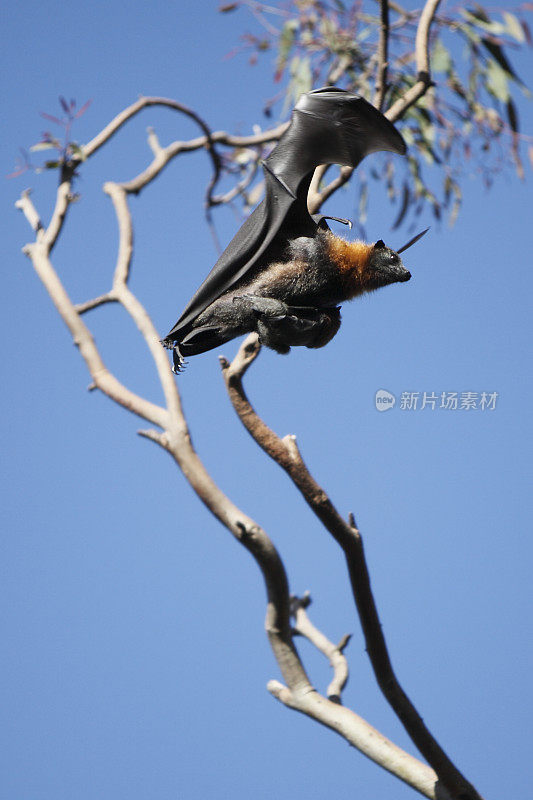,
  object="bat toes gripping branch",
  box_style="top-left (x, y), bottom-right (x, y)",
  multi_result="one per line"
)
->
top-left (171, 346), bottom-right (187, 374)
